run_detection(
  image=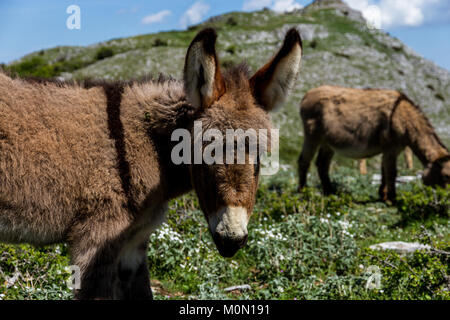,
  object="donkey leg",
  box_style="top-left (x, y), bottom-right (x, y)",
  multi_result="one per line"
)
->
top-left (378, 165), bottom-right (387, 200)
top-left (70, 237), bottom-right (122, 300)
top-left (117, 237), bottom-right (153, 300)
top-left (359, 159), bottom-right (368, 175)
top-left (116, 203), bottom-right (167, 300)
top-left (316, 145), bottom-right (335, 195)
top-left (298, 137), bottom-right (320, 192)
top-left (380, 152), bottom-right (399, 204)
top-left (404, 147), bottom-right (414, 170)
top-left (68, 210), bottom-right (132, 300)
